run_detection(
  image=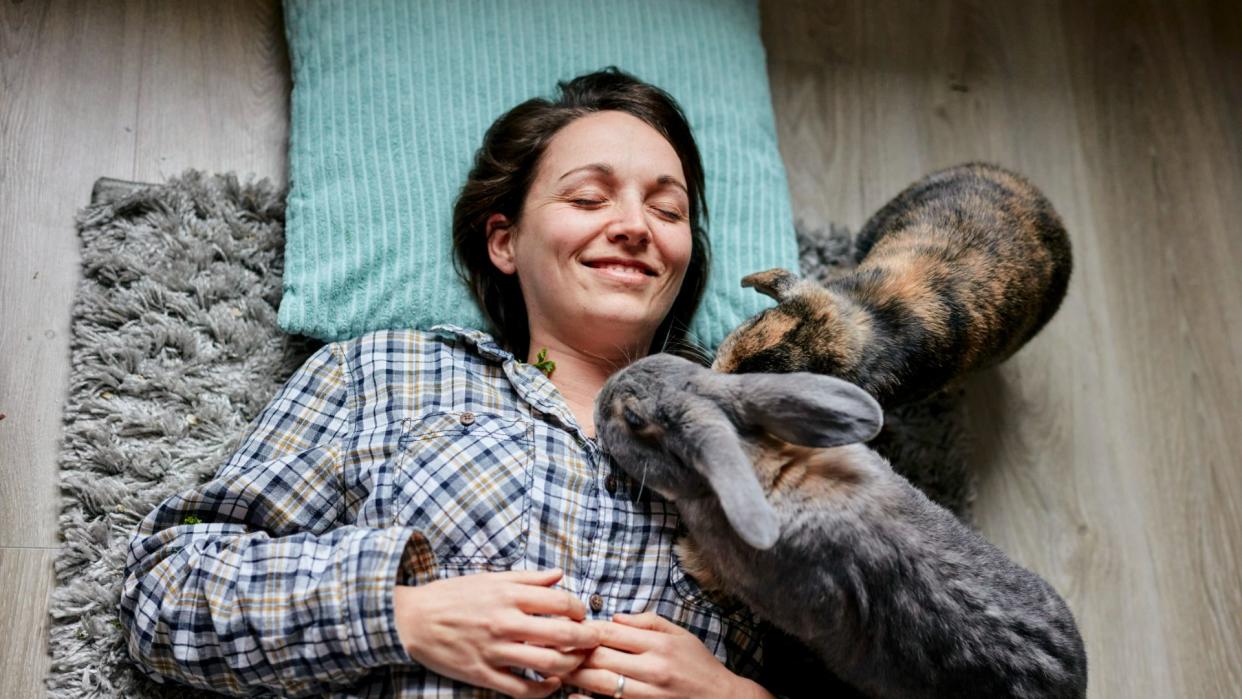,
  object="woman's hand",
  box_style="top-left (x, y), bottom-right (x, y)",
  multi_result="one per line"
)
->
top-left (393, 568), bottom-right (601, 698)
top-left (559, 612), bottom-right (773, 699)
